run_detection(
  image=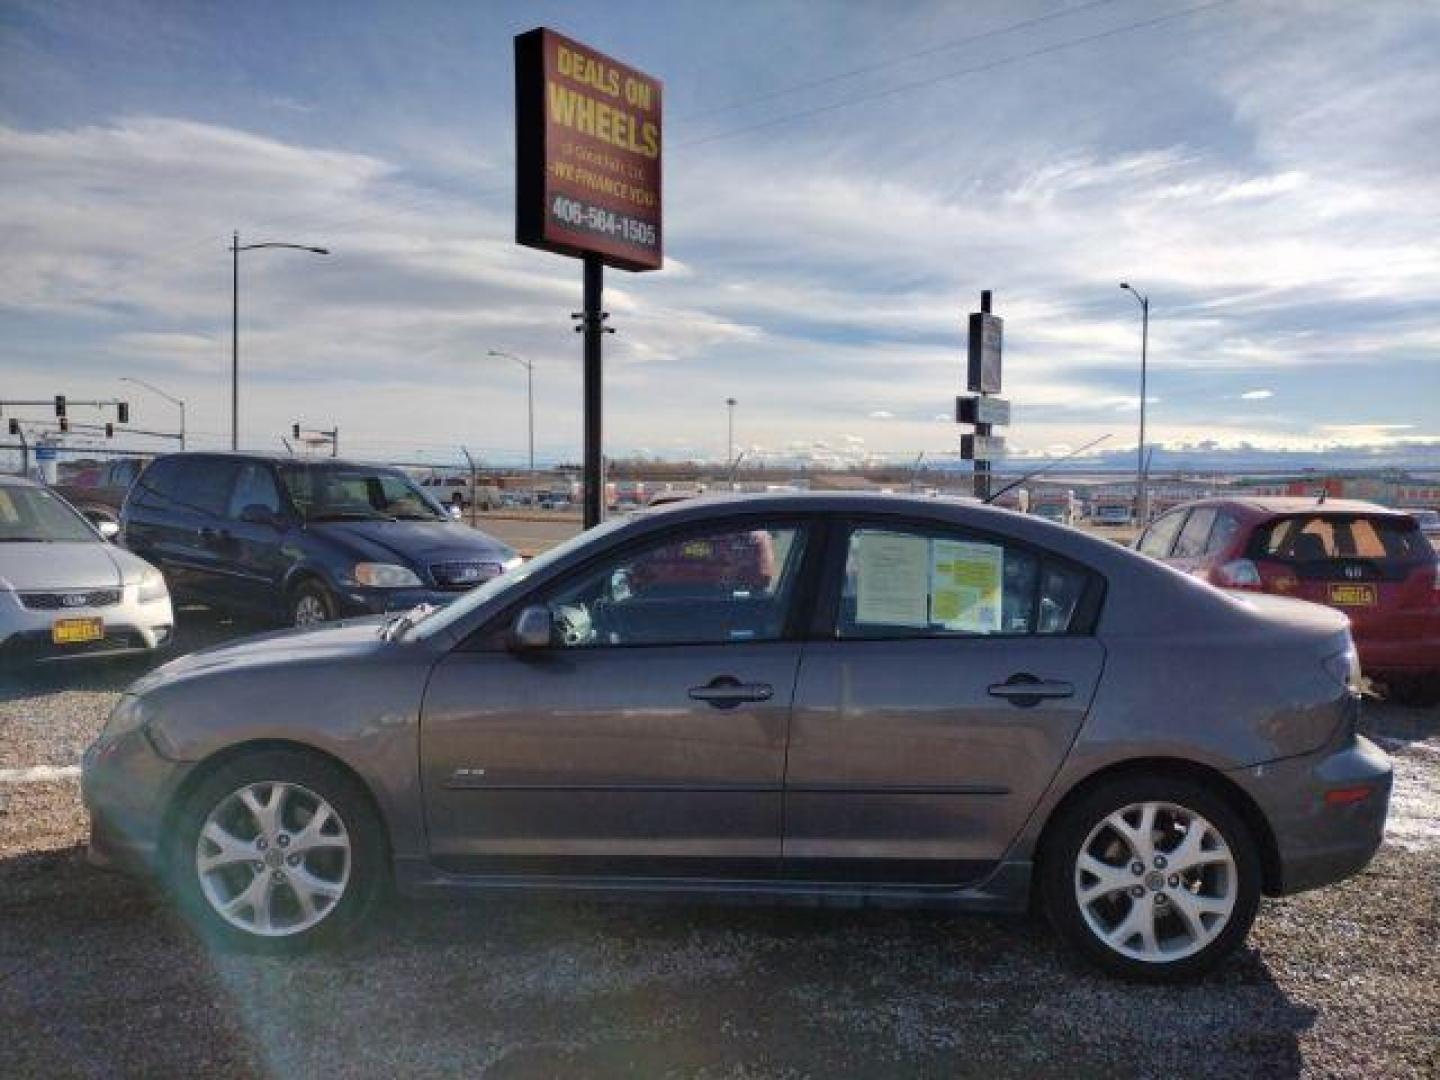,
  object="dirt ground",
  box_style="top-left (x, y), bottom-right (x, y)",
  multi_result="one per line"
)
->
top-left (1, 614), bottom-right (1436, 1078)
